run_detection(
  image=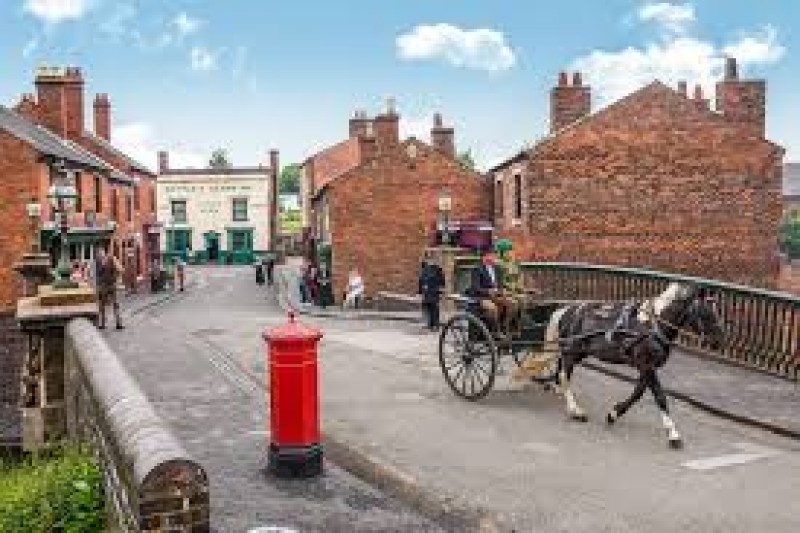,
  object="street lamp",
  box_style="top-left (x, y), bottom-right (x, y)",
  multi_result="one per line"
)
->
top-left (48, 161), bottom-right (78, 289)
top-left (438, 188), bottom-right (452, 246)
